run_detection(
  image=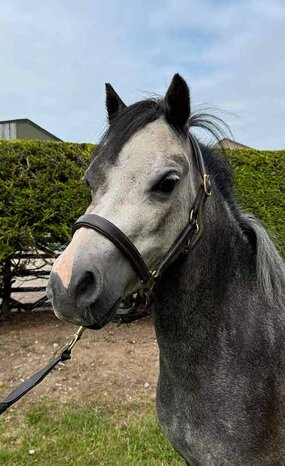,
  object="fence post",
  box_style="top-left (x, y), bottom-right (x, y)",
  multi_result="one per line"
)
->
top-left (0, 258), bottom-right (12, 318)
